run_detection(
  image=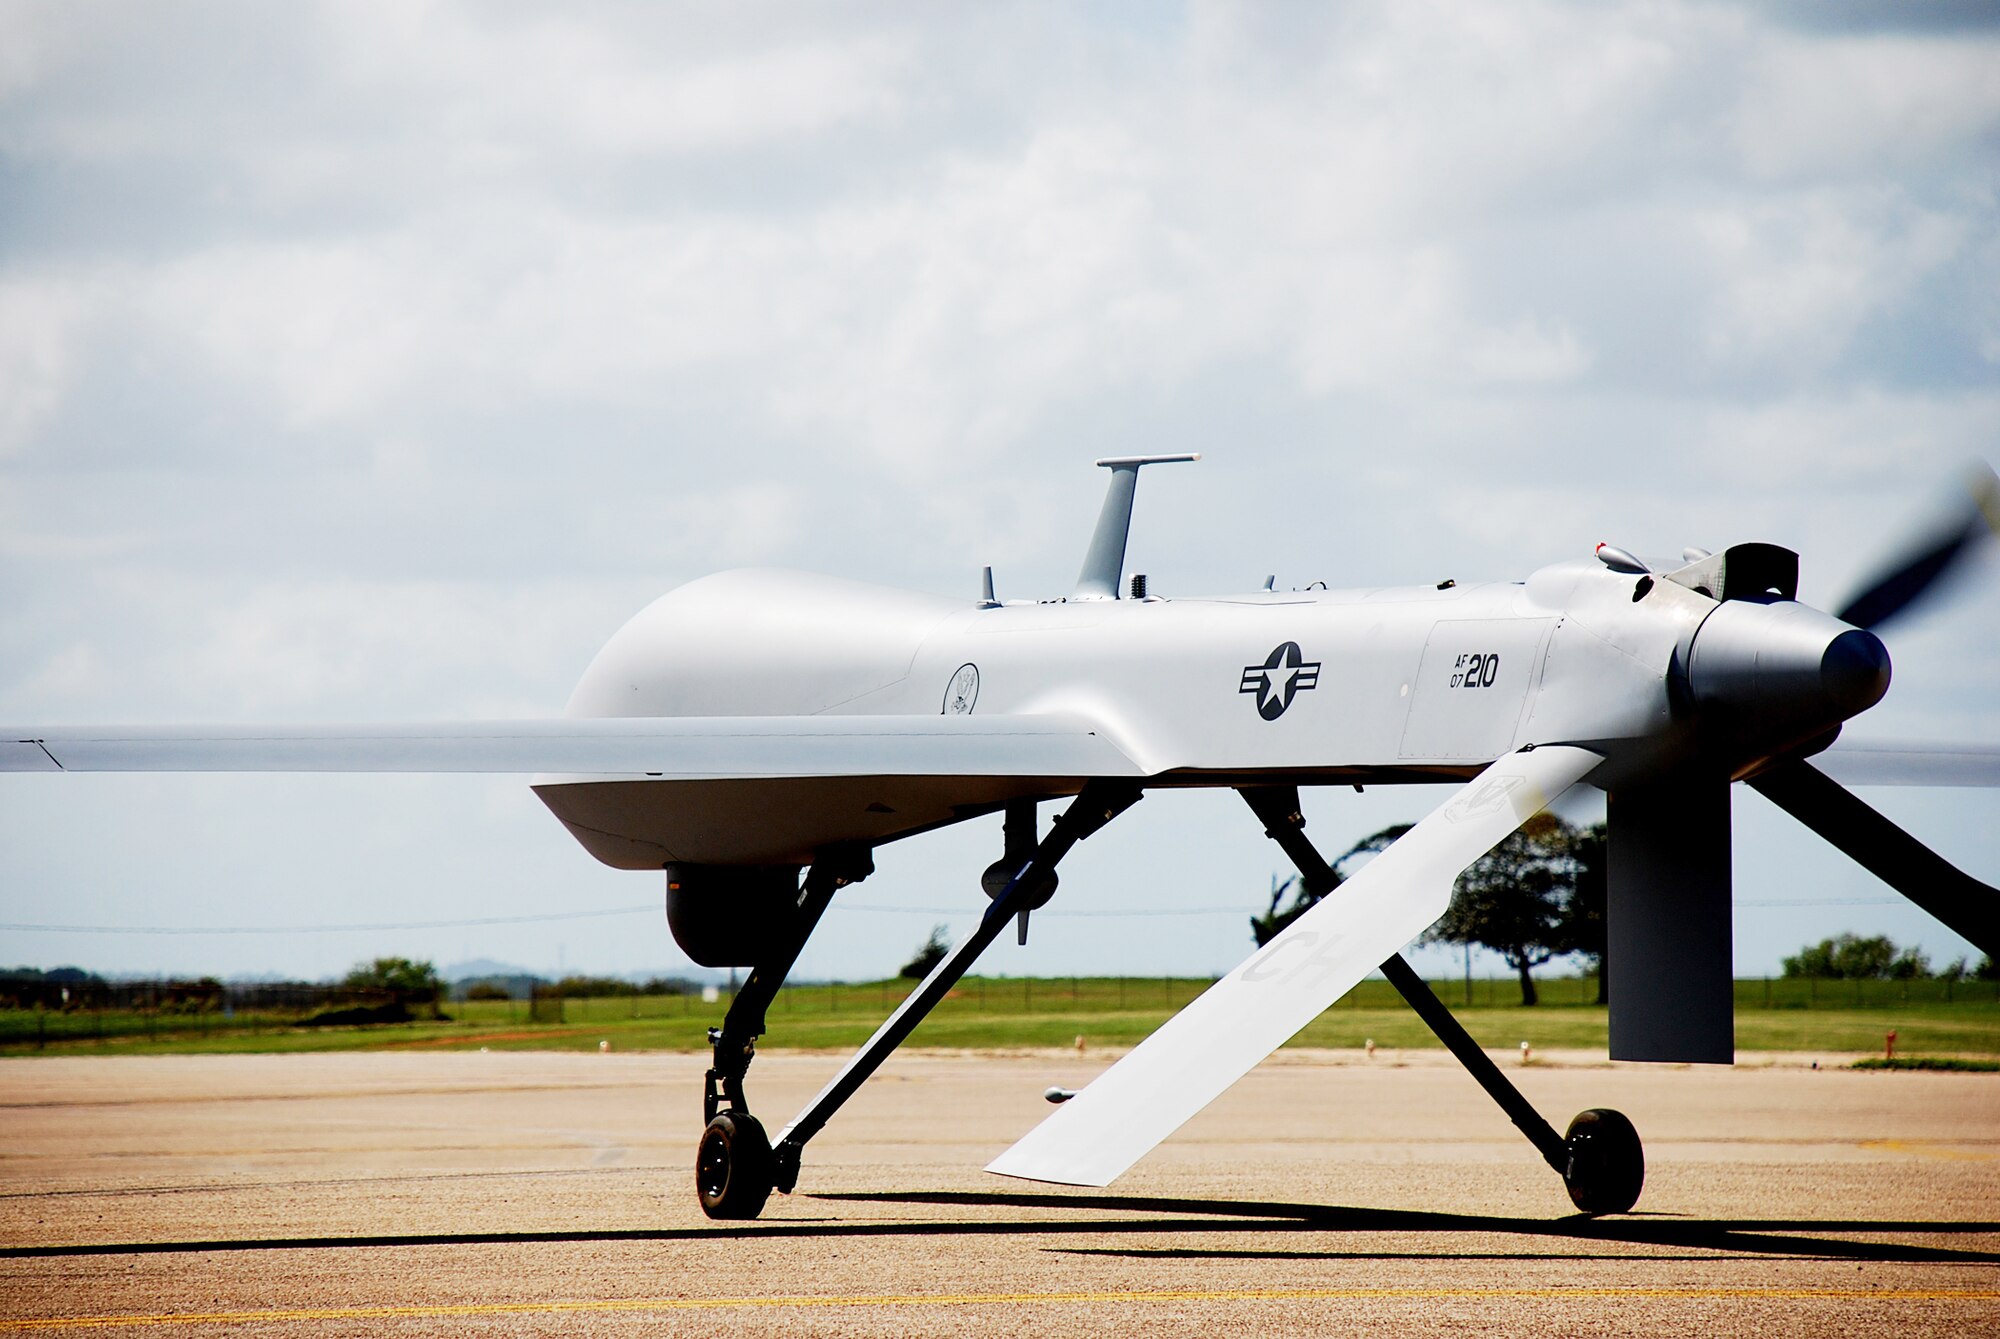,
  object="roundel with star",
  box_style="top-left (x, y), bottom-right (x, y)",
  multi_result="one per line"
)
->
top-left (1238, 642), bottom-right (1321, 721)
